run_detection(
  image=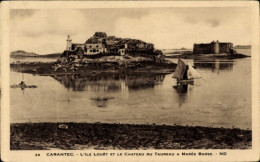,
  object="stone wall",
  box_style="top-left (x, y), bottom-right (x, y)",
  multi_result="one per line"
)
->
top-left (193, 44), bottom-right (212, 54)
top-left (193, 41), bottom-right (233, 54)
top-left (219, 43), bottom-right (233, 53)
